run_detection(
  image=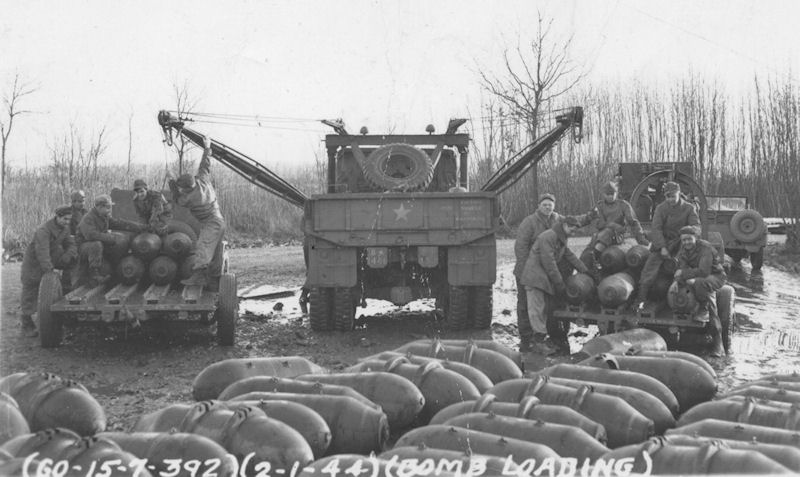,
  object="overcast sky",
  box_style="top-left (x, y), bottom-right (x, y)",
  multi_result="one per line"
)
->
top-left (2, 0), bottom-right (799, 171)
